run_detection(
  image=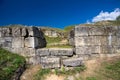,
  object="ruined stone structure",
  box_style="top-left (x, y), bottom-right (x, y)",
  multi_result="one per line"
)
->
top-left (74, 25), bottom-right (120, 59)
top-left (0, 25), bottom-right (120, 69)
